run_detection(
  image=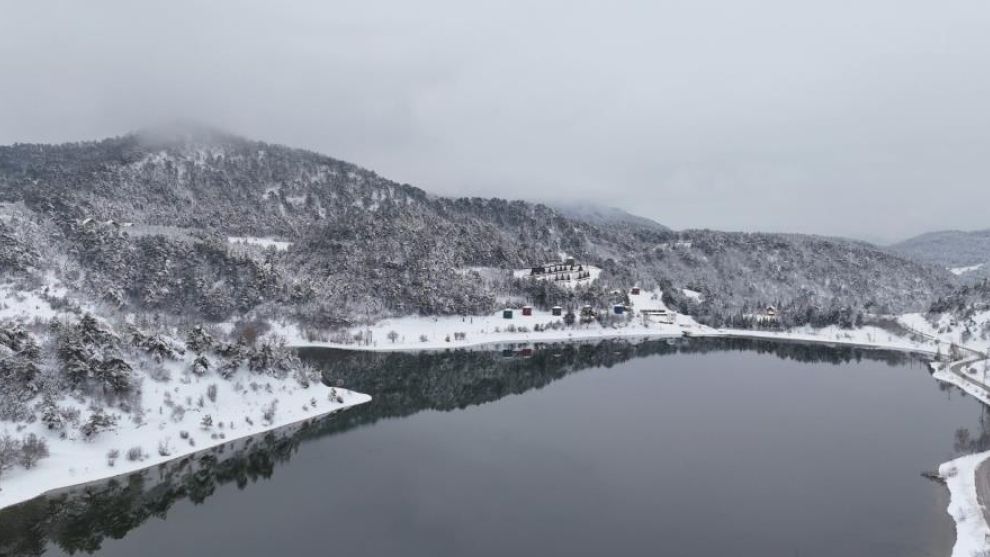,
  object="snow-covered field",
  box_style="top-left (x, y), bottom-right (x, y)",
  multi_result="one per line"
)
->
top-left (273, 289), bottom-right (706, 351)
top-left (712, 325), bottom-right (938, 355)
top-left (900, 312), bottom-right (990, 356)
top-left (0, 279), bottom-right (371, 512)
top-left (276, 308), bottom-right (694, 352)
top-left (0, 369), bottom-right (369, 511)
